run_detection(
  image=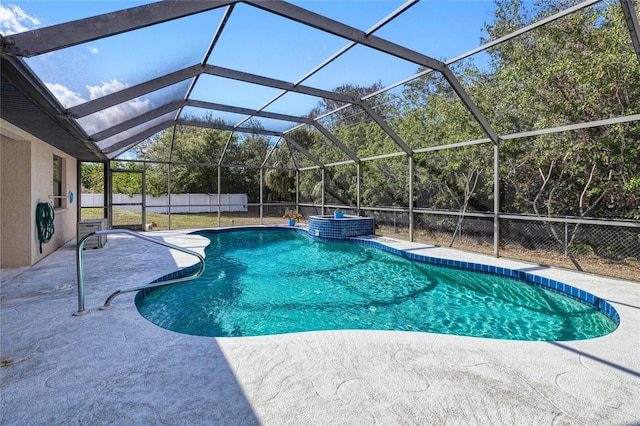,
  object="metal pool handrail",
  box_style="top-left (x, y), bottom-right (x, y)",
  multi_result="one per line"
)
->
top-left (74, 229), bottom-right (205, 316)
